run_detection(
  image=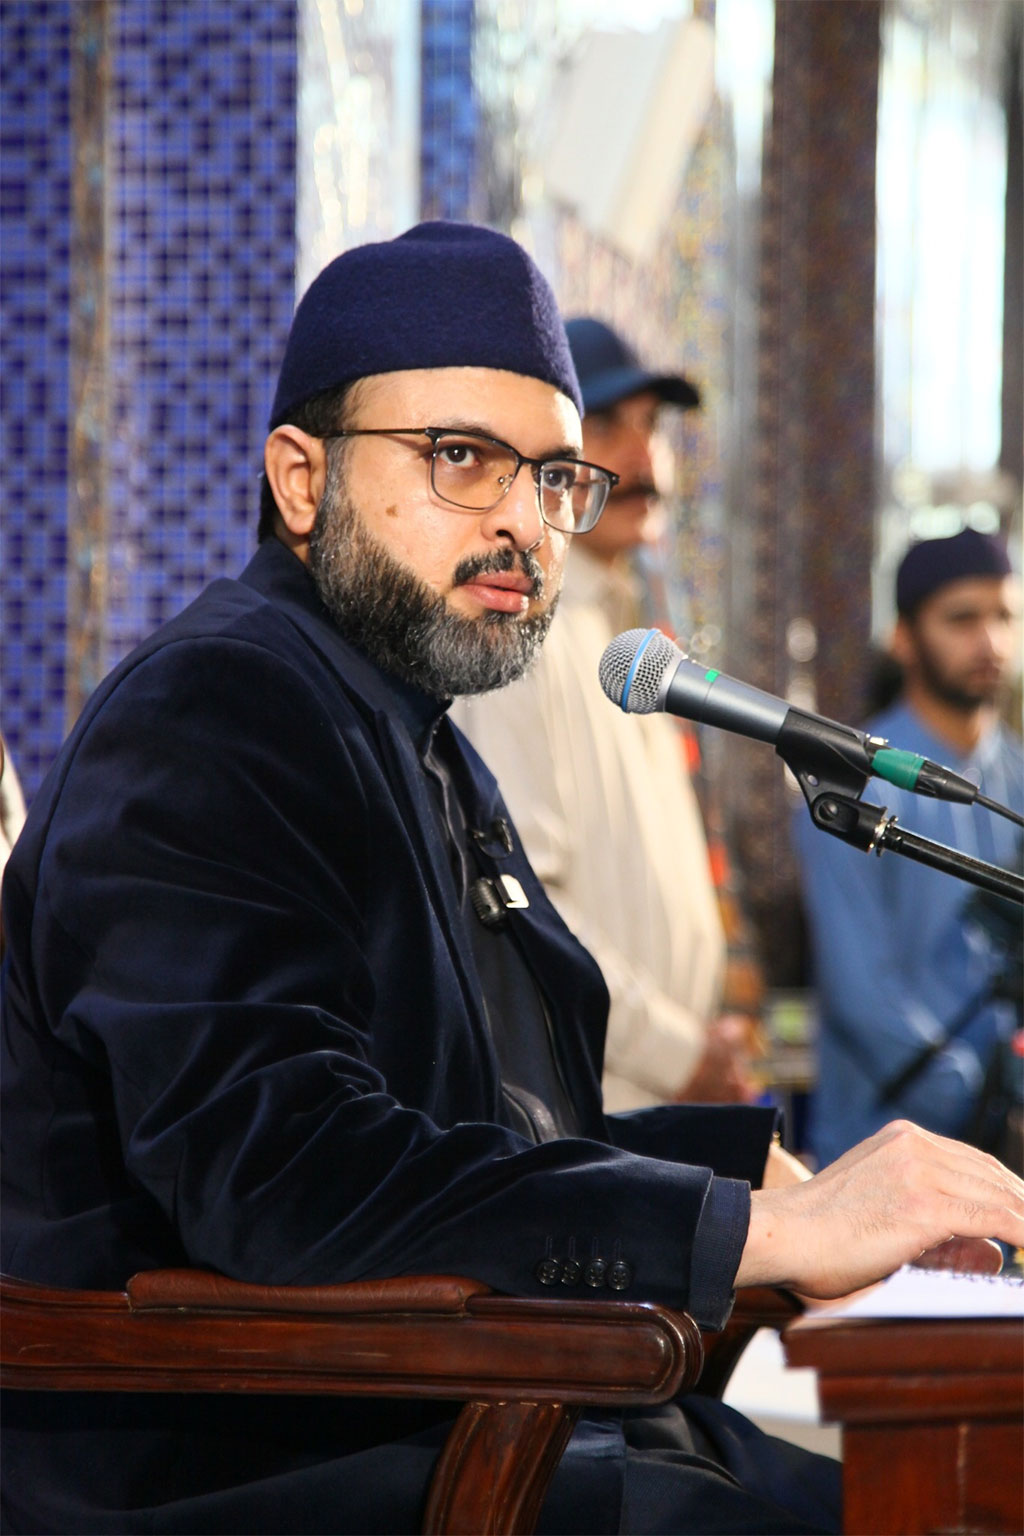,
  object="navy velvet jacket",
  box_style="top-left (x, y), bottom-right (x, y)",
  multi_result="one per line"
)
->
top-left (1, 538), bottom-right (774, 1532)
